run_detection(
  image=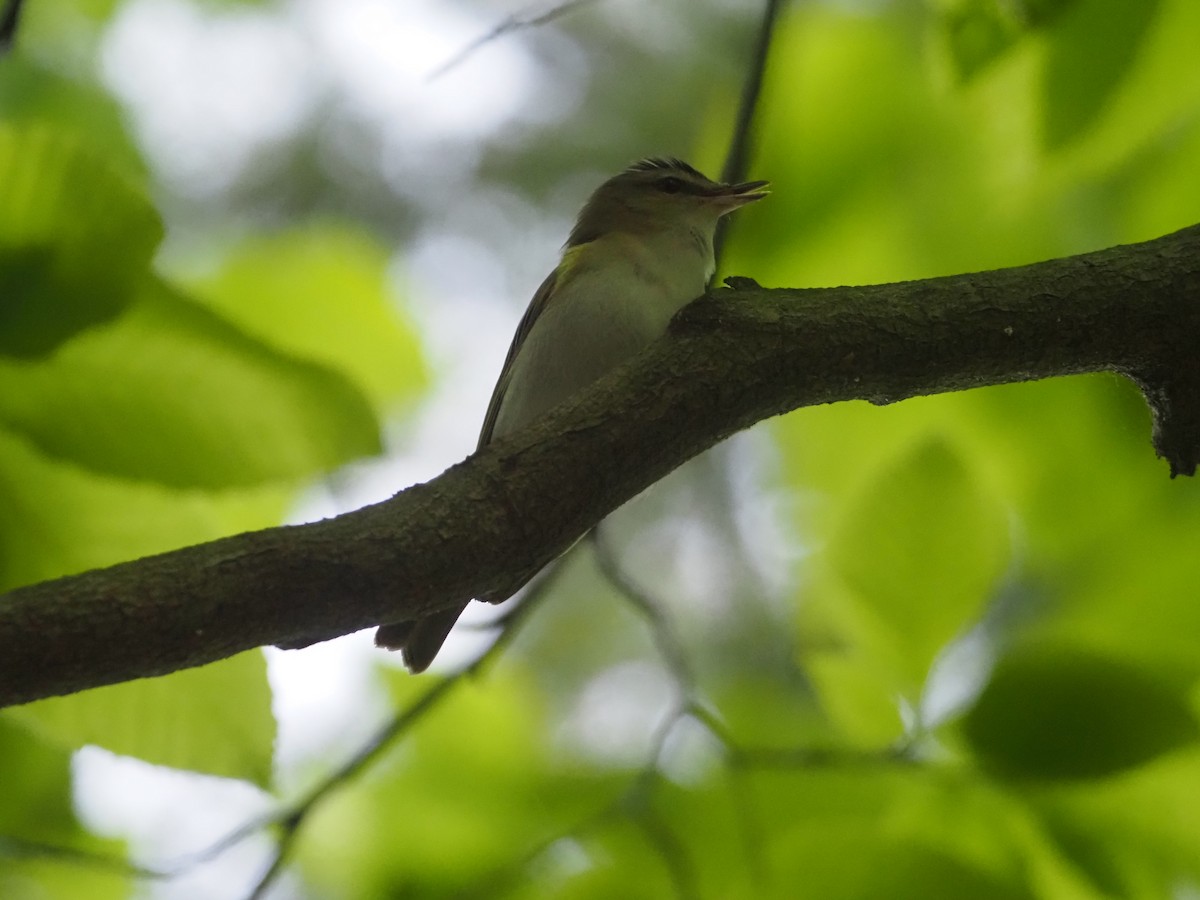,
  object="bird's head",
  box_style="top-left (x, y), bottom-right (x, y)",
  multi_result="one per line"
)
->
top-left (569, 157), bottom-right (769, 247)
